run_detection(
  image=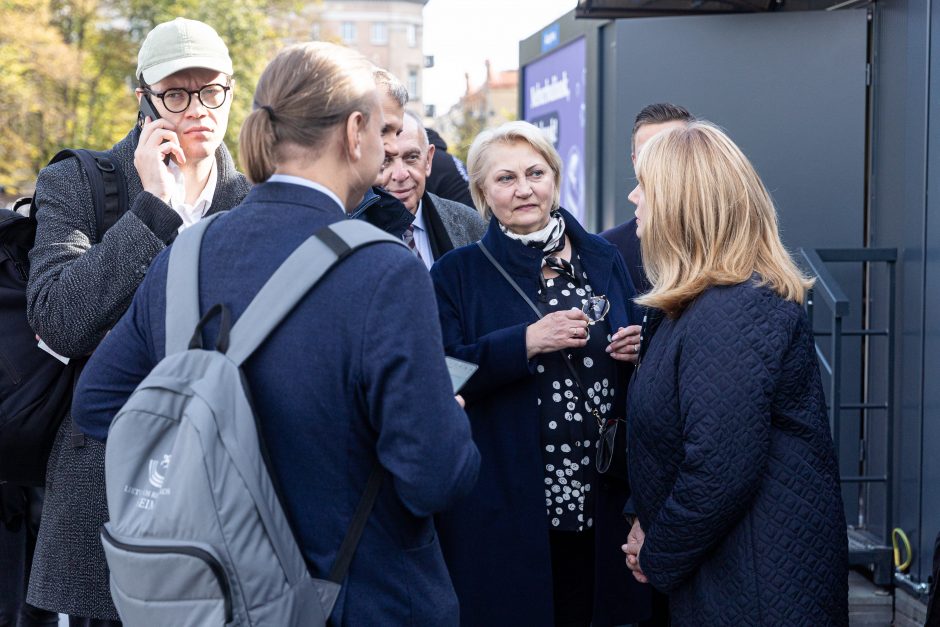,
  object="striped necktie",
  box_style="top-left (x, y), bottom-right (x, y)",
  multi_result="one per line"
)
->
top-left (402, 224), bottom-right (423, 262)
